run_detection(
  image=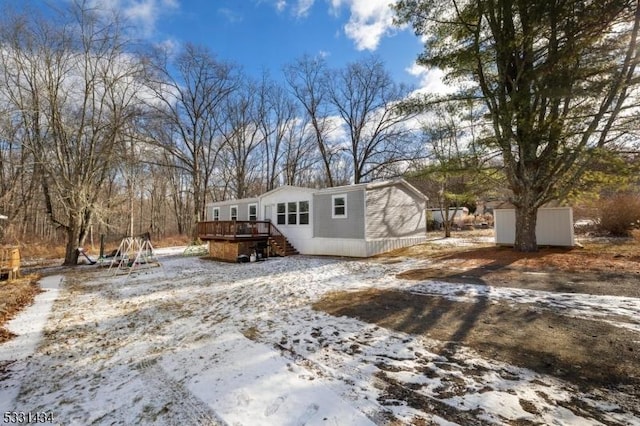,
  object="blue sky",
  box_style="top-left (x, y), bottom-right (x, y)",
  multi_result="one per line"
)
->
top-left (98, 0), bottom-right (432, 88)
